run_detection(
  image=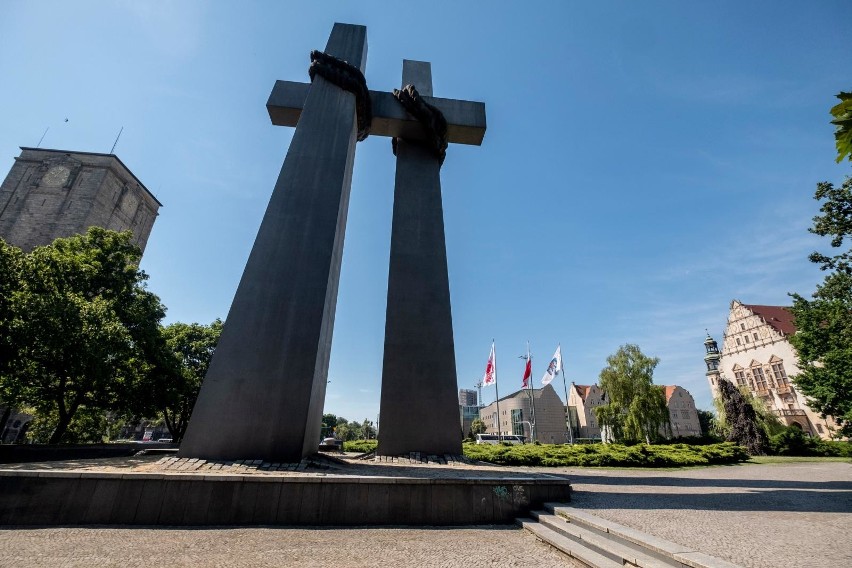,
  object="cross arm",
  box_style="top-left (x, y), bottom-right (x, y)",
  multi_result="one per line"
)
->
top-left (267, 80), bottom-right (486, 146)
